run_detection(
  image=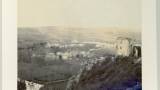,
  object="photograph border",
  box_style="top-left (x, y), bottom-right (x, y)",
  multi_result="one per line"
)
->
top-left (0, 0), bottom-right (2, 89)
top-left (142, 0), bottom-right (158, 90)
top-left (157, 0), bottom-right (160, 88)
top-left (1, 0), bottom-right (159, 90)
